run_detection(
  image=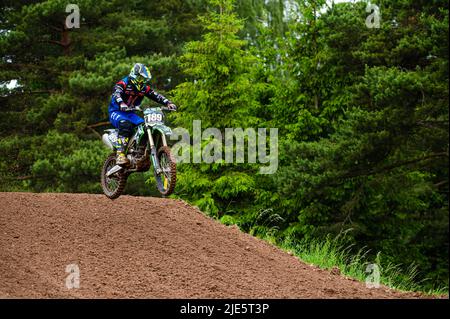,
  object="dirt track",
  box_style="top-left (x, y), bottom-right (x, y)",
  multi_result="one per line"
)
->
top-left (0, 192), bottom-right (426, 299)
